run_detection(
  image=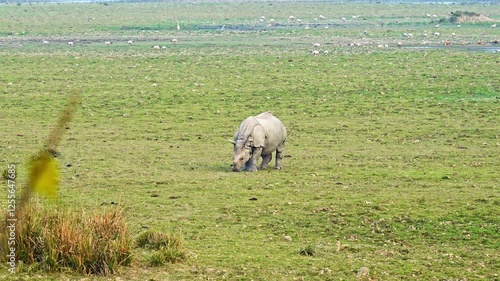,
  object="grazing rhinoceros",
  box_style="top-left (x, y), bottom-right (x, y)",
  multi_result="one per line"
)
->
top-left (230, 112), bottom-right (287, 172)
